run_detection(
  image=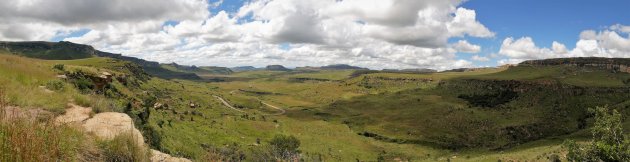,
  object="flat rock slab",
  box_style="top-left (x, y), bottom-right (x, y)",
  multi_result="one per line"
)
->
top-left (151, 149), bottom-right (192, 162)
top-left (54, 104), bottom-right (92, 125)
